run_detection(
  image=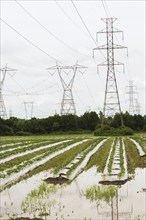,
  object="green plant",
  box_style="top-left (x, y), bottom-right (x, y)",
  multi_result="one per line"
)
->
top-left (21, 182), bottom-right (57, 217)
top-left (118, 138), bottom-right (125, 177)
top-left (107, 138), bottom-right (117, 173)
top-left (85, 185), bottom-right (116, 206)
top-left (86, 138), bottom-right (113, 172)
top-left (124, 138), bottom-right (146, 173)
